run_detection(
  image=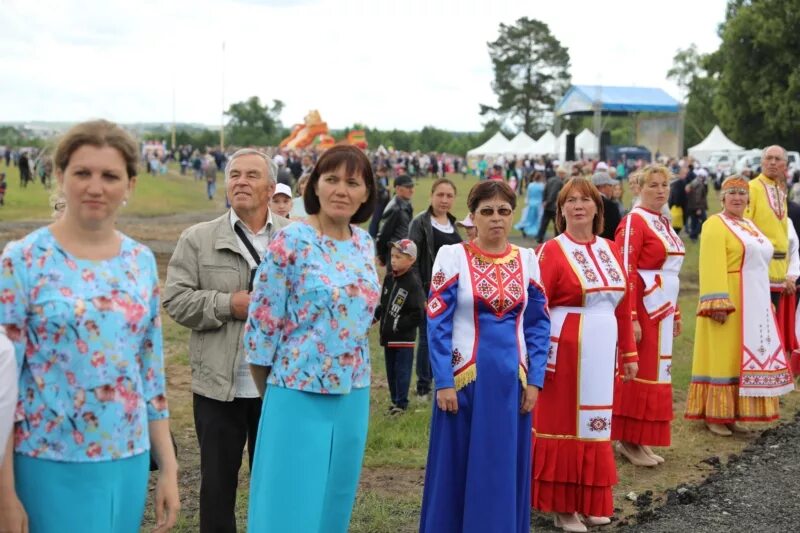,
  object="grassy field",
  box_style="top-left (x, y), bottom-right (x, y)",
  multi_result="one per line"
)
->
top-left (0, 163), bottom-right (218, 220)
top-left (3, 161), bottom-right (798, 531)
